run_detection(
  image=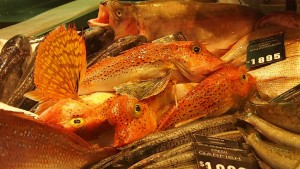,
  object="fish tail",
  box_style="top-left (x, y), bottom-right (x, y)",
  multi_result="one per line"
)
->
top-left (25, 25), bottom-right (86, 113)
